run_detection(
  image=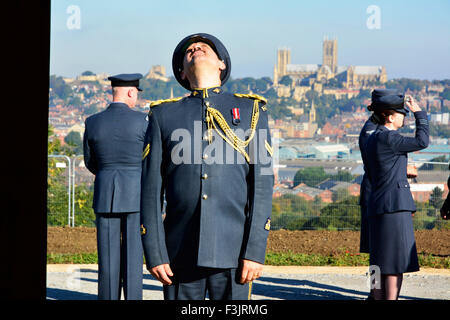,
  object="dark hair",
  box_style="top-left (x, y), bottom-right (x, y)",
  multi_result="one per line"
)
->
top-left (372, 109), bottom-right (397, 125)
